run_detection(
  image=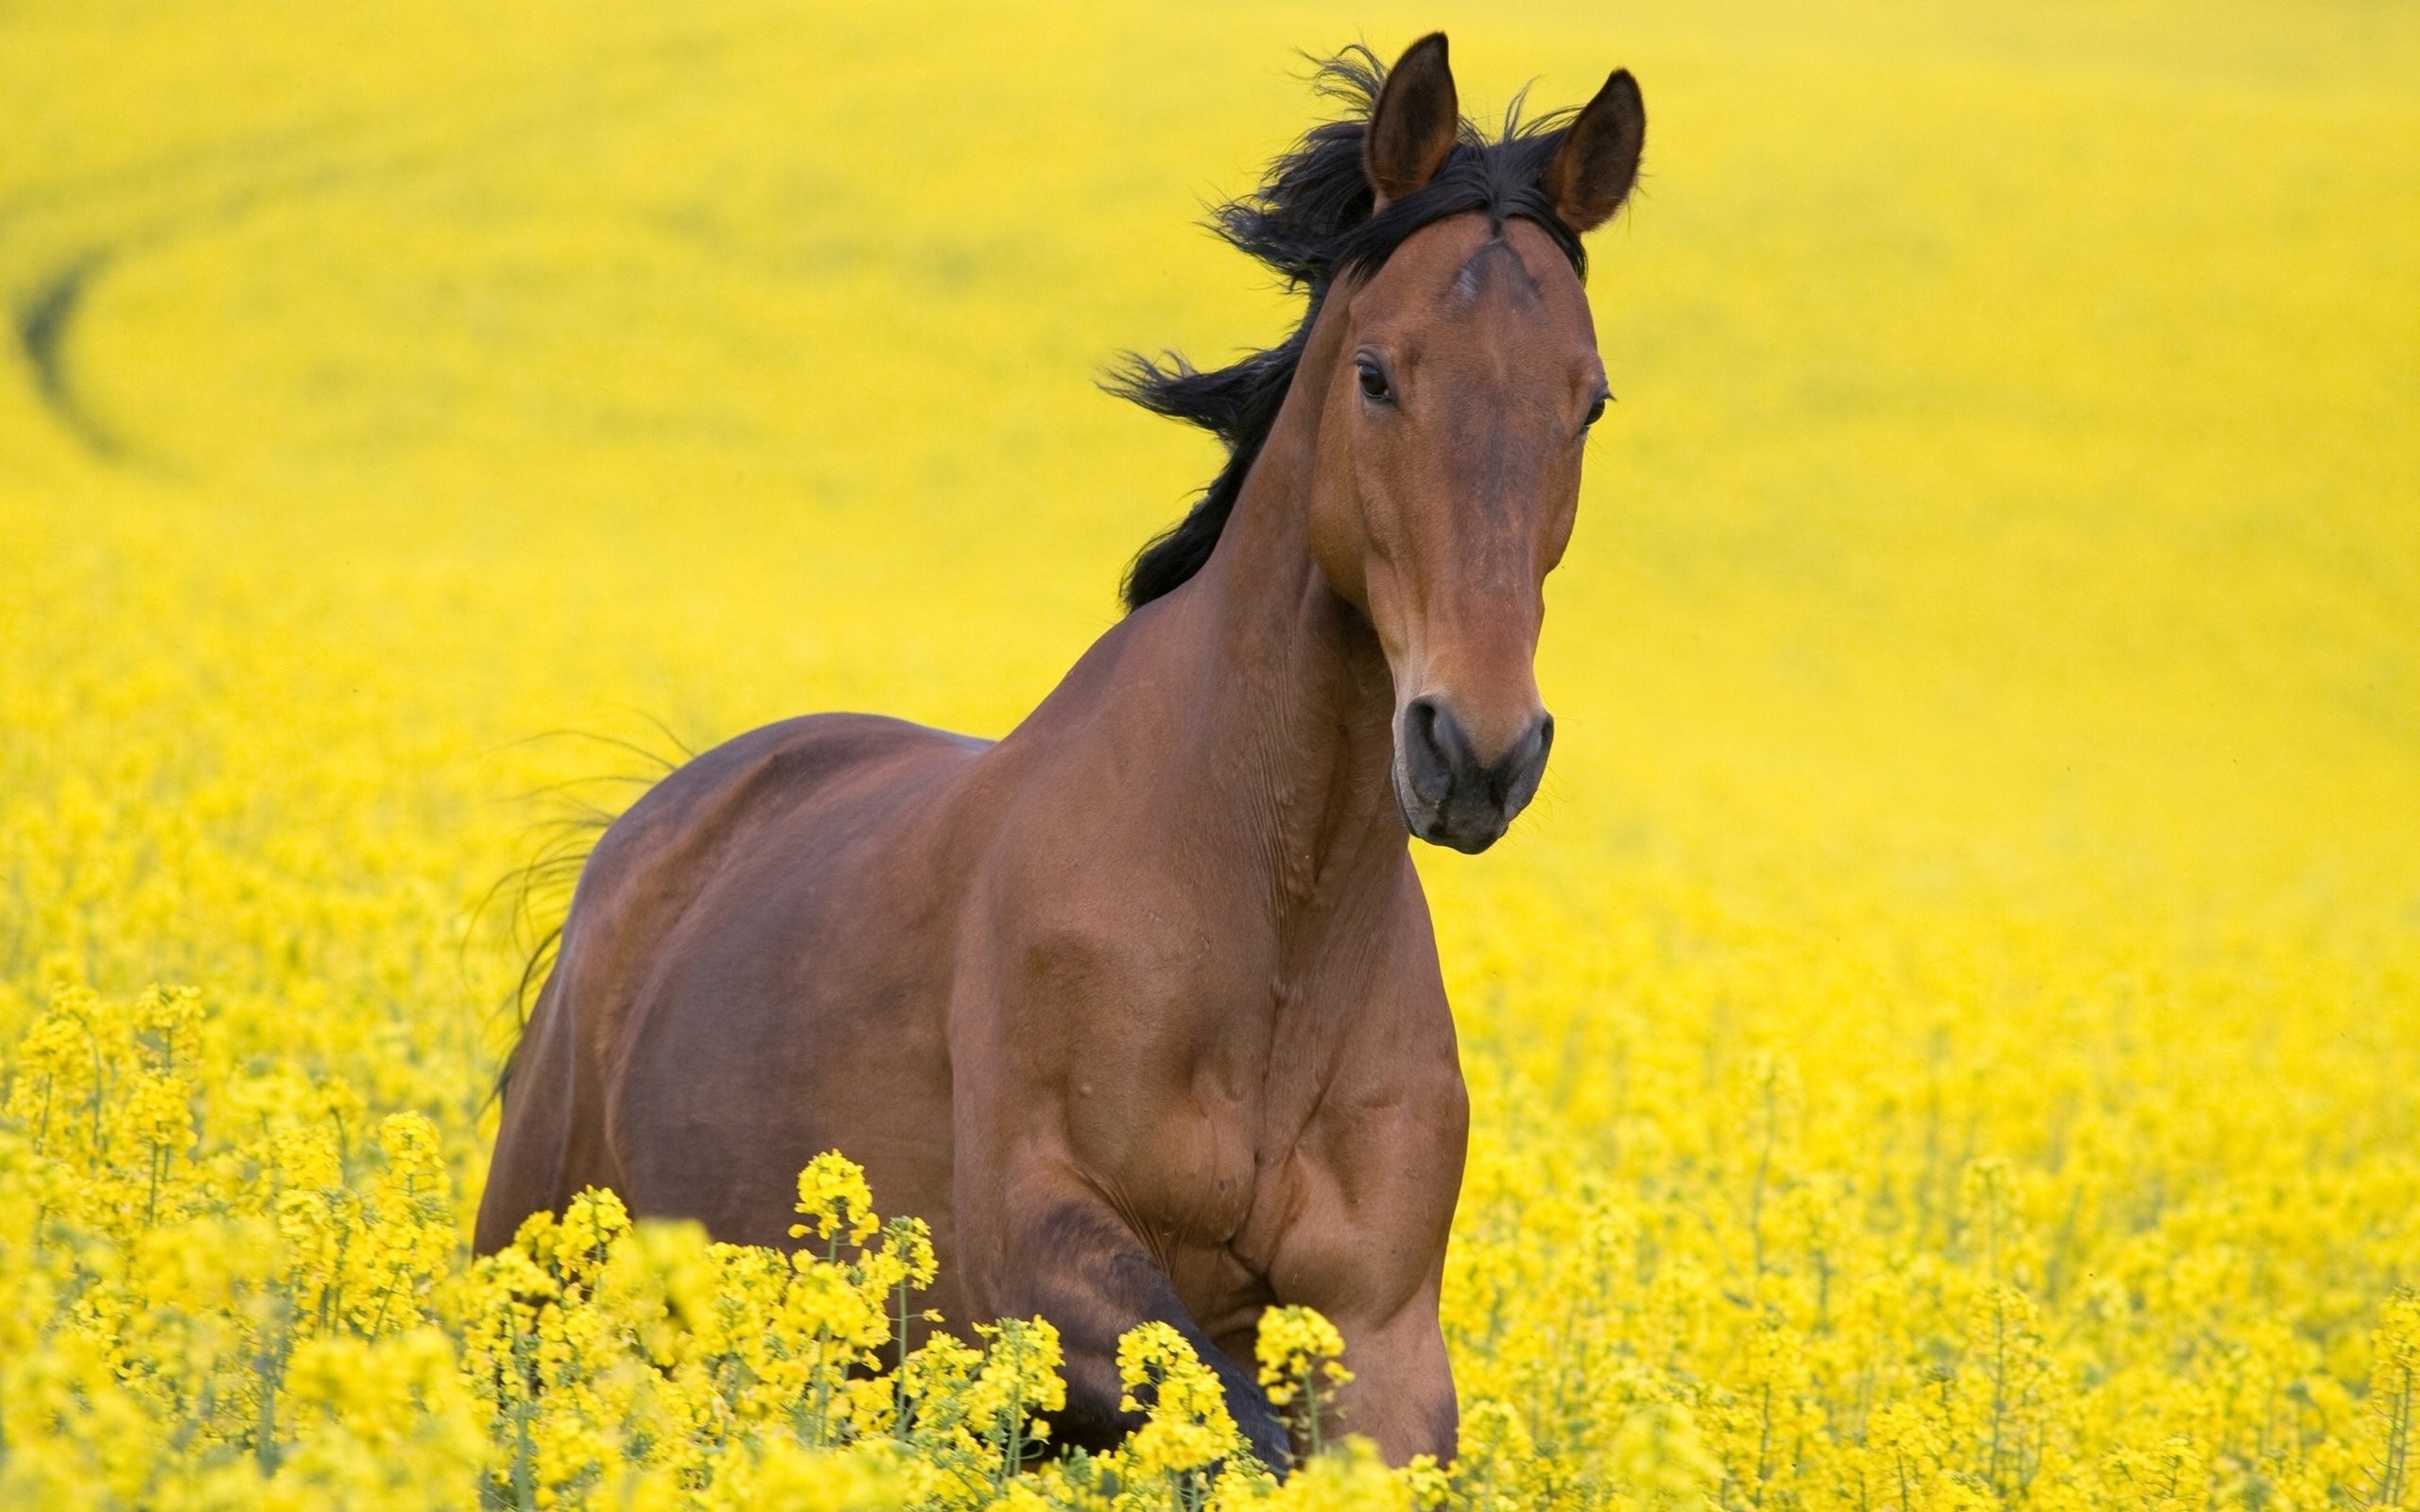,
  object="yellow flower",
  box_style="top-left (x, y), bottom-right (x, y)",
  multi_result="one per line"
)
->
top-left (1255, 1305), bottom-right (1350, 1409)
top-left (791, 1150), bottom-right (880, 1246)
top-left (1117, 1321), bottom-right (1245, 1478)
top-left (1255, 1304), bottom-right (1353, 1457)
